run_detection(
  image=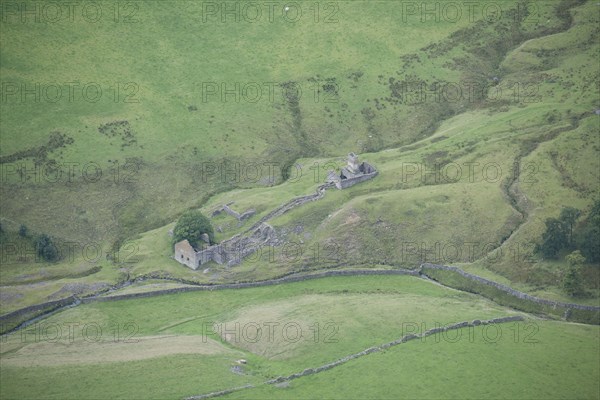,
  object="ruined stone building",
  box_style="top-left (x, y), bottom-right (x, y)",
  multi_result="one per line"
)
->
top-left (174, 223), bottom-right (275, 270)
top-left (174, 153), bottom-right (377, 269)
top-left (327, 153), bottom-right (378, 189)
